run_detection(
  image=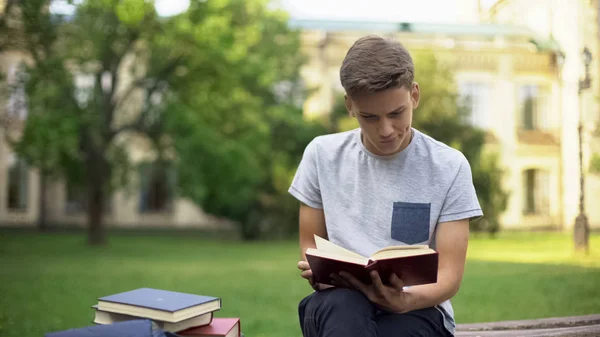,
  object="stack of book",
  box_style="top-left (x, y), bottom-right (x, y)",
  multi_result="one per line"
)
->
top-left (92, 288), bottom-right (241, 336)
